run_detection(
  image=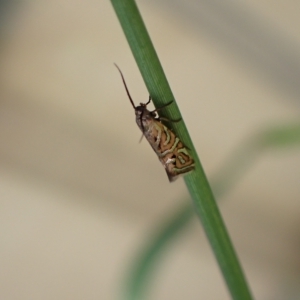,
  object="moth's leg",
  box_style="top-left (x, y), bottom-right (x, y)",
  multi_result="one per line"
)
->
top-left (152, 100), bottom-right (181, 122)
top-left (145, 95), bottom-right (152, 106)
top-left (152, 100), bottom-right (173, 113)
top-left (139, 133), bottom-right (144, 143)
top-left (159, 116), bottom-right (182, 123)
